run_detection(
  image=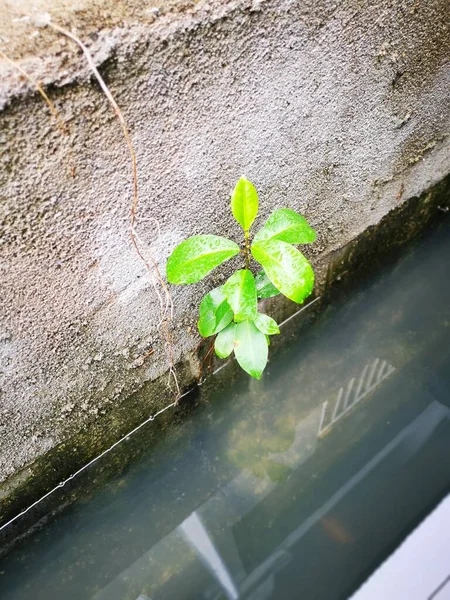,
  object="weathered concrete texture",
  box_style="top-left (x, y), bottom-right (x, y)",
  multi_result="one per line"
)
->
top-left (0, 0), bottom-right (449, 498)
